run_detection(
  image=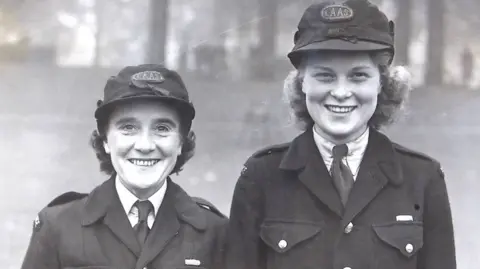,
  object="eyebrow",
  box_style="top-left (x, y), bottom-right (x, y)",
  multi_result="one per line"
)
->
top-left (351, 66), bottom-right (374, 71)
top-left (152, 118), bottom-right (178, 128)
top-left (113, 117), bottom-right (178, 128)
top-left (114, 117), bottom-right (137, 125)
top-left (309, 66), bottom-right (335, 73)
